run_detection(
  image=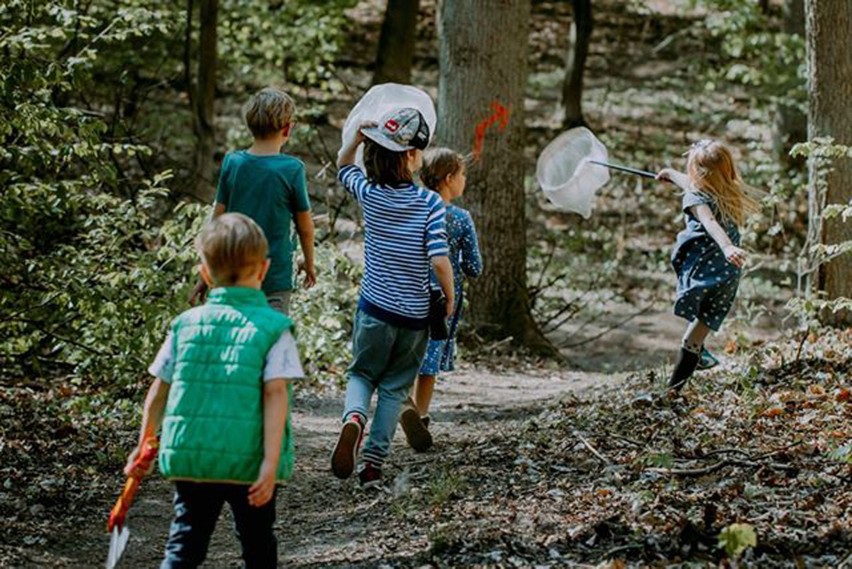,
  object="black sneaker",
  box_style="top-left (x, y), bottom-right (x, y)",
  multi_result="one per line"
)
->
top-left (400, 406), bottom-right (432, 452)
top-left (422, 415), bottom-right (431, 429)
top-left (331, 415), bottom-right (364, 479)
top-left (357, 462), bottom-right (382, 489)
